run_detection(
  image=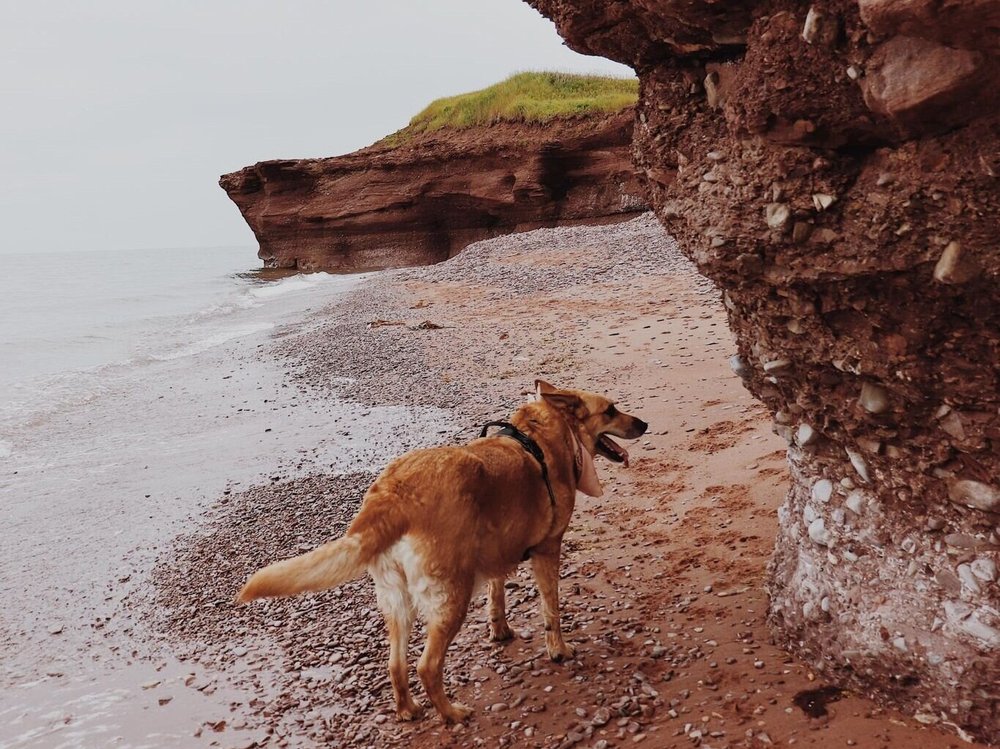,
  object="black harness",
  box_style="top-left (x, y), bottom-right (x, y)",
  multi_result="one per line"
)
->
top-left (479, 420), bottom-right (558, 537)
